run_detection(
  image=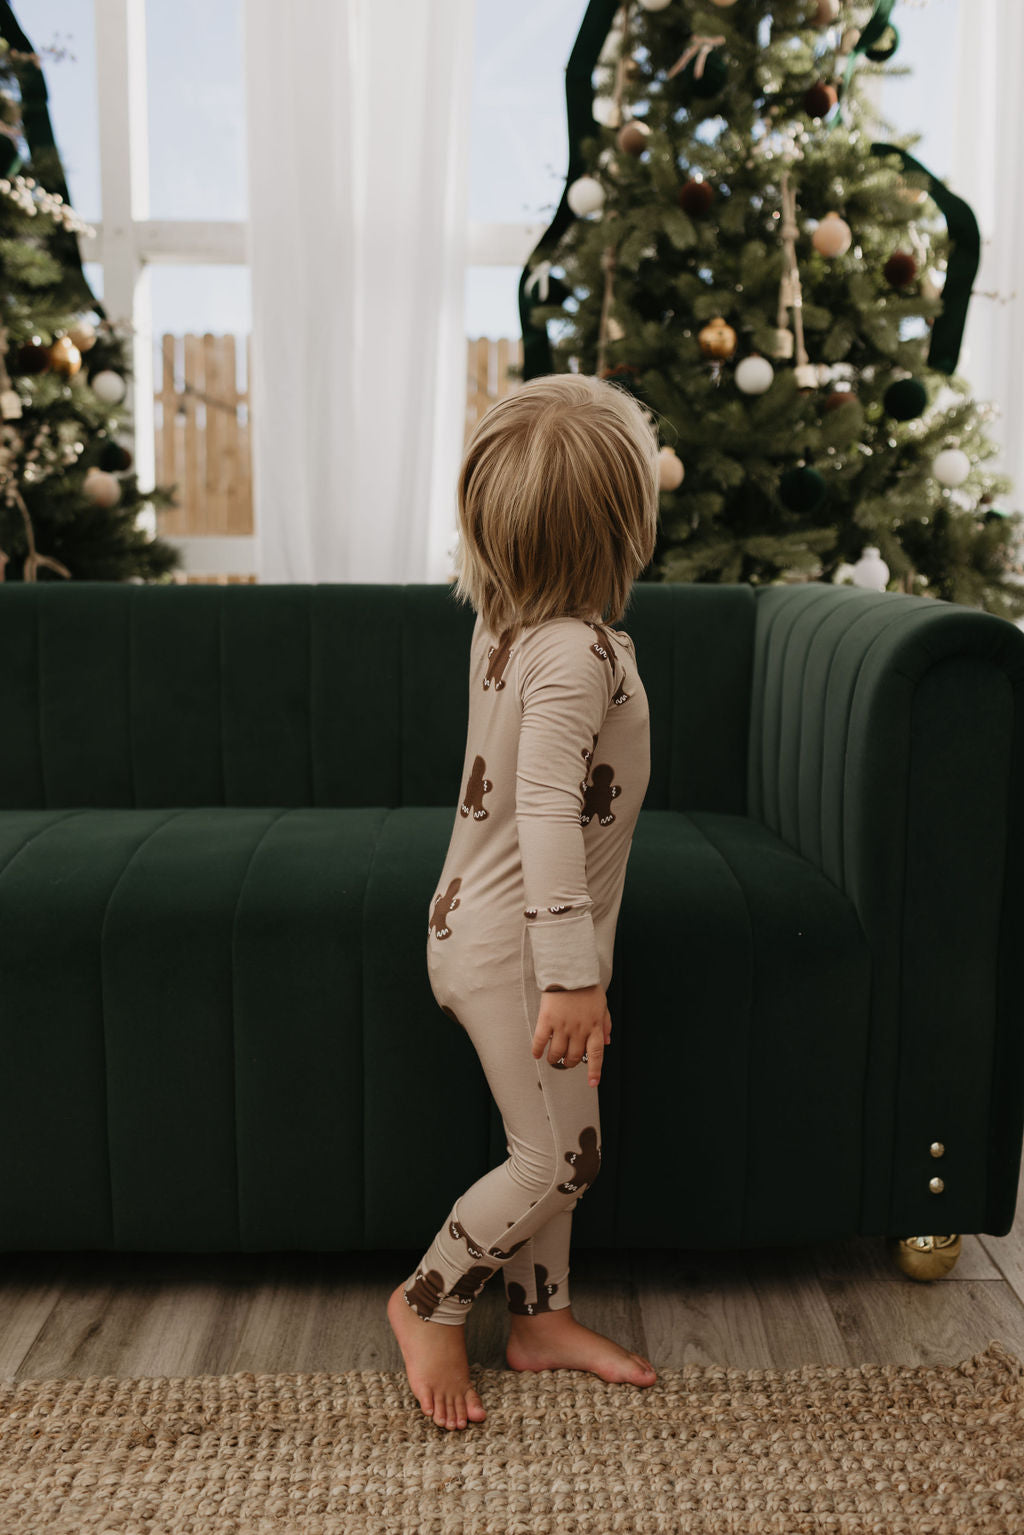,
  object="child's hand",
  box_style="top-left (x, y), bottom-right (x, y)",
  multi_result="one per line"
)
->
top-left (532, 984), bottom-right (612, 1088)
